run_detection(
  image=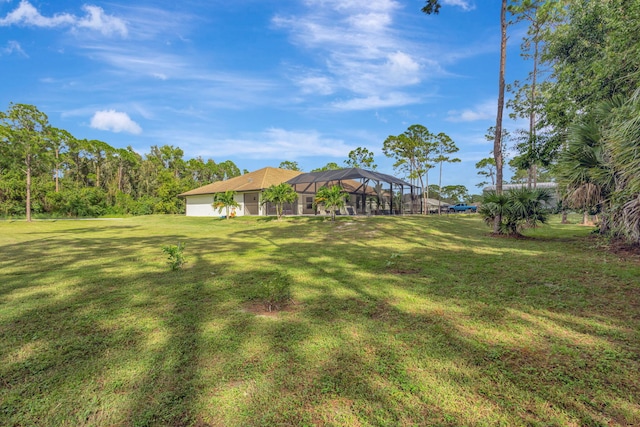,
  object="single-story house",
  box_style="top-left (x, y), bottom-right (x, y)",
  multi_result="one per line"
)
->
top-left (179, 167), bottom-right (303, 217)
top-left (179, 166), bottom-right (422, 217)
